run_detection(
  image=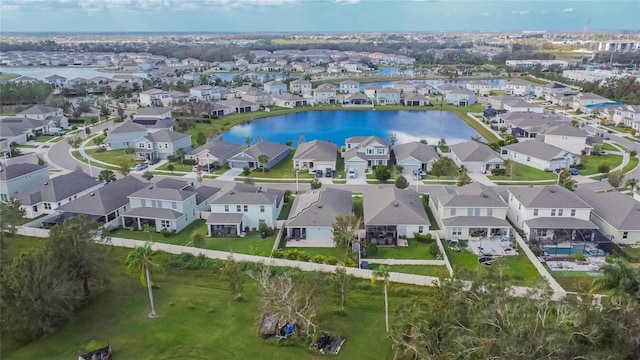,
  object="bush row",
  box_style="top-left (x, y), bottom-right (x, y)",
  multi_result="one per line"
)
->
top-left (271, 249), bottom-right (355, 267)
